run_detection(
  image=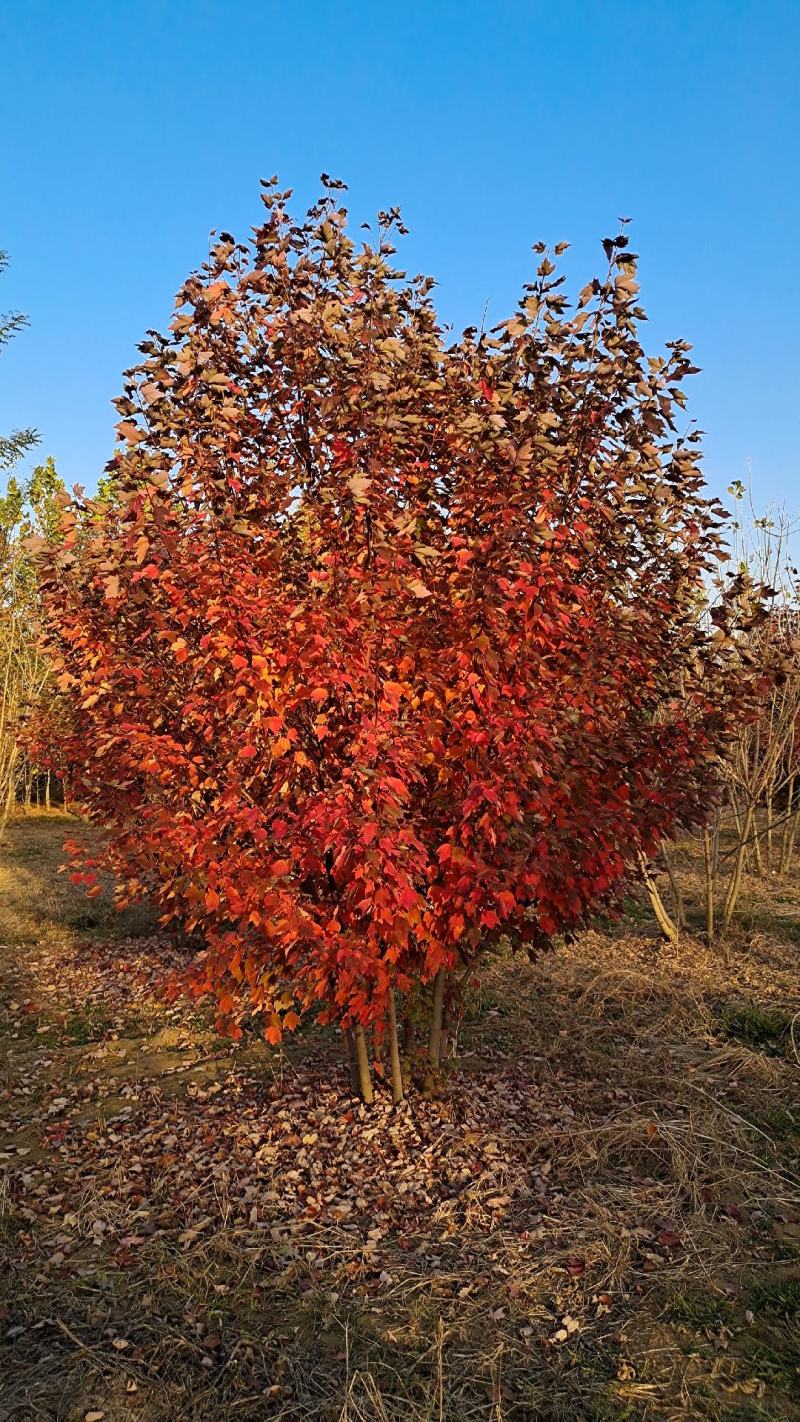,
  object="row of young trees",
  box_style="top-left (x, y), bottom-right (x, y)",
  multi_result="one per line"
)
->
top-left (32, 181), bottom-right (779, 1104)
top-left (1, 253), bottom-right (68, 836)
top-left (0, 463), bottom-right (71, 837)
top-left (643, 505), bottom-right (800, 953)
